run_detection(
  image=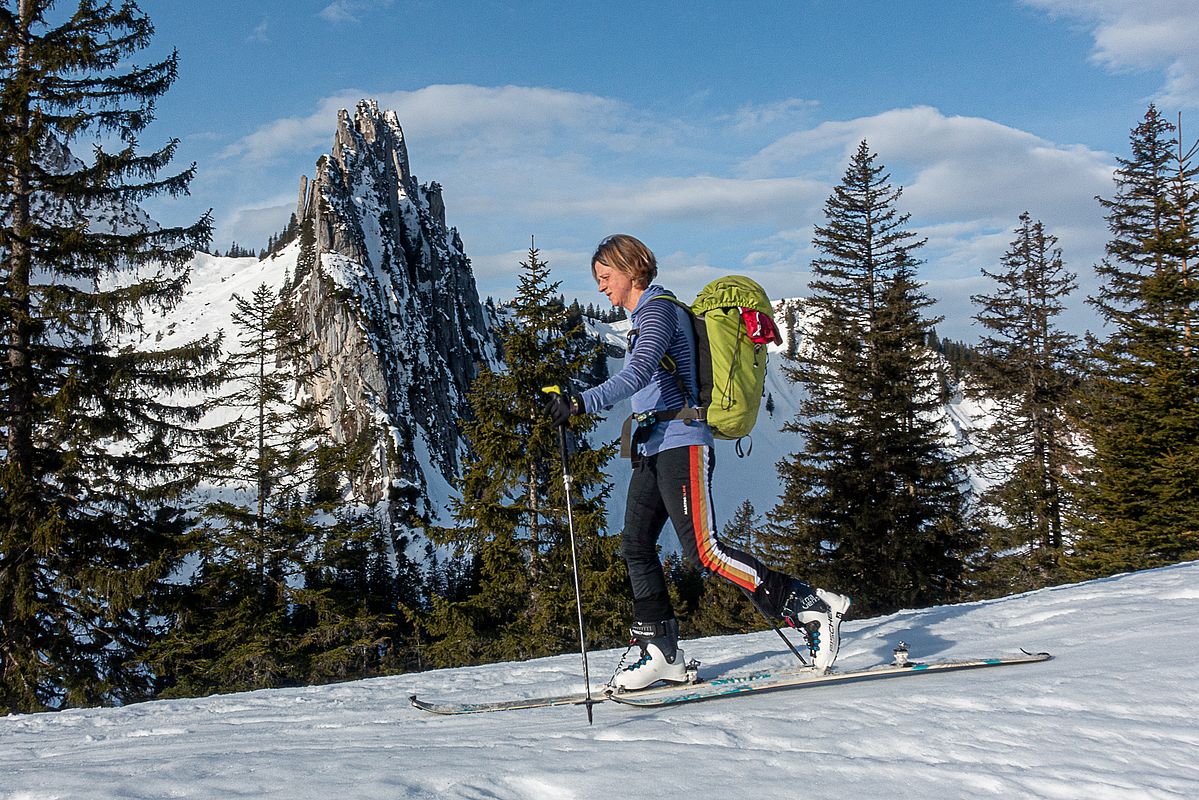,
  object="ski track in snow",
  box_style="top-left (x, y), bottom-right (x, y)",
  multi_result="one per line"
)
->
top-left (3, 562), bottom-right (1198, 799)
